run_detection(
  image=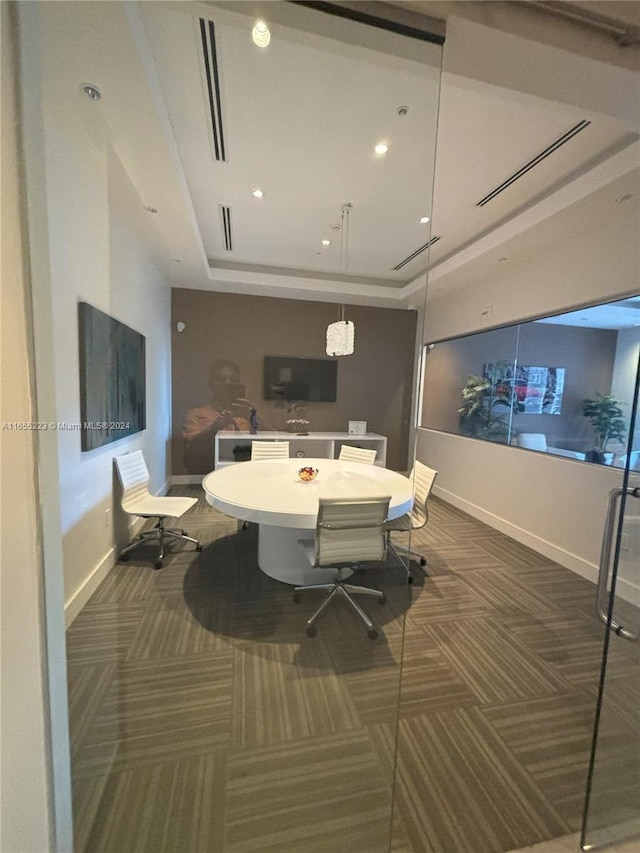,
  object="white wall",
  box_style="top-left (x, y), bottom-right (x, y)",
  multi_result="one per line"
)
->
top-left (424, 207), bottom-right (639, 343)
top-left (419, 216), bottom-right (639, 599)
top-left (34, 15), bottom-right (173, 624)
top-left (1, 6), bottom-right (56, 850)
